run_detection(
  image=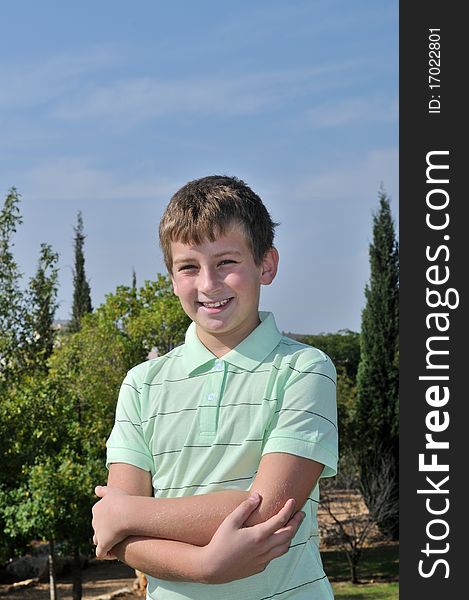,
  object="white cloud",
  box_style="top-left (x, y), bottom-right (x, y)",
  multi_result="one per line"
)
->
top-left (293, 147), bottom-right (399, 203)
top-left (305, 95), bottom-right (398, 129)
top-left (0, 45), bottom-right (125, 110)
top-left (18, 158), bottom-right (176, 202)
top-left (52, 63), bottom-right (361, 125)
